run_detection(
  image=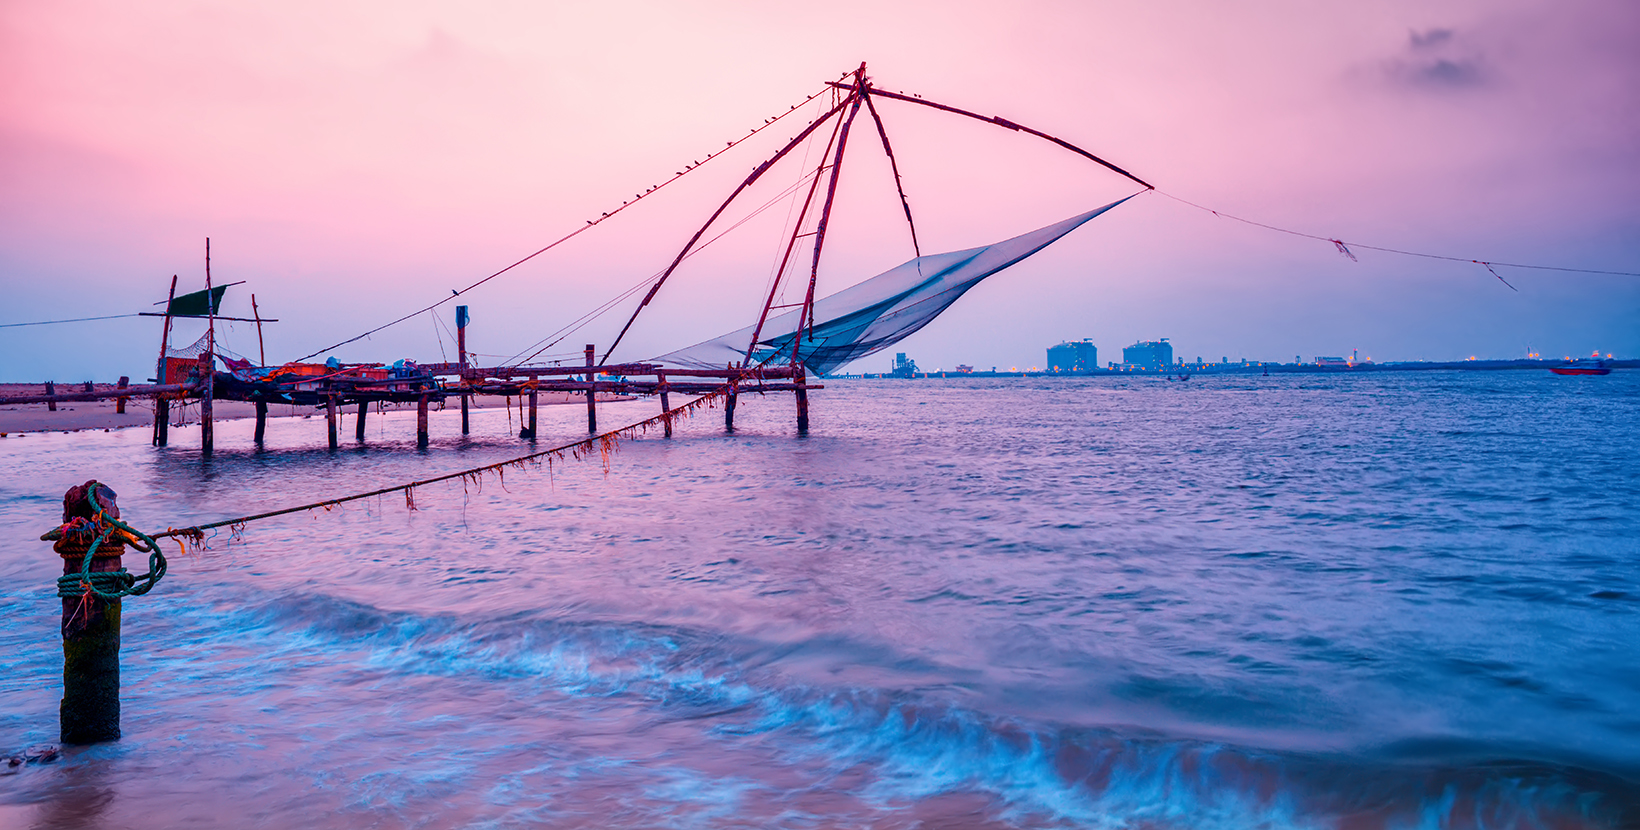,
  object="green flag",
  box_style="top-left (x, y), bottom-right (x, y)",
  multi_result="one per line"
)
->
top-left (166, 285), bottom-right (228, 317)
